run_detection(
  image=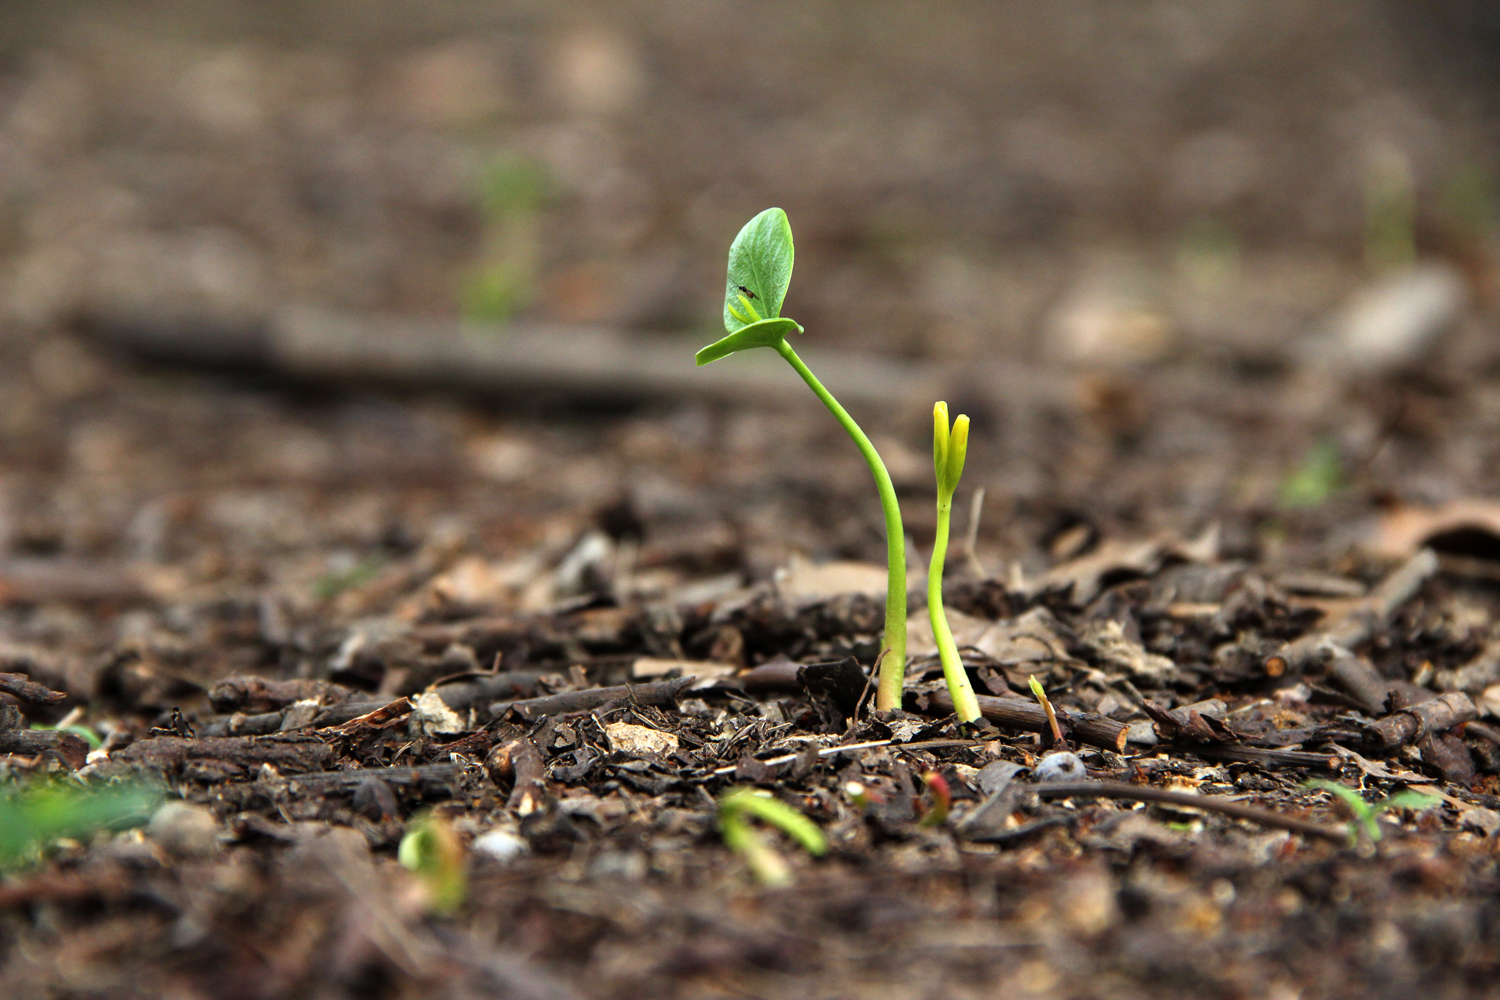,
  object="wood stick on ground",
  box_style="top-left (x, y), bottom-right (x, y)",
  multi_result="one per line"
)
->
top-left (928, 689), bottom-right (1129, 752)
top-left (1164, 742), bottom-right (1343, 771)
top-left (0, 728), bottom-right (88, 770)
top-left (0, 671), bottom-right (67, 705)
top-left (1034, 780), bottom-right (1347, 841)
top-left (109, 734), bottom-right (333, 777)
top-left (708, 737), bottom-right (988, 776)
top-left (1328, 653), bottom-right (1393, 716)
top-left (280, 762), bottom-right (463, 791)
top-left (490, 677), bottom-right (696, 722)
top-left (1266, 548), bottom-right (1439, 677)
top-left (1366, 691), bottom-right (1477, 753)
top-left (1465, 721), bottom-right (1500, 746)
top-left (202, 697), bottom-right (392, 737)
